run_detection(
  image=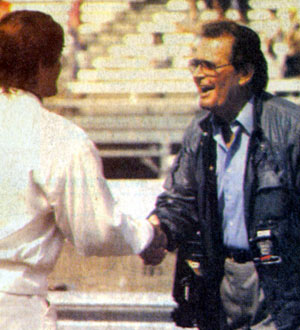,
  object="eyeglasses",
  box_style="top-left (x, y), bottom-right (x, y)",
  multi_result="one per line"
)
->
top-left (188, 59), bottom-right (232, 76)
